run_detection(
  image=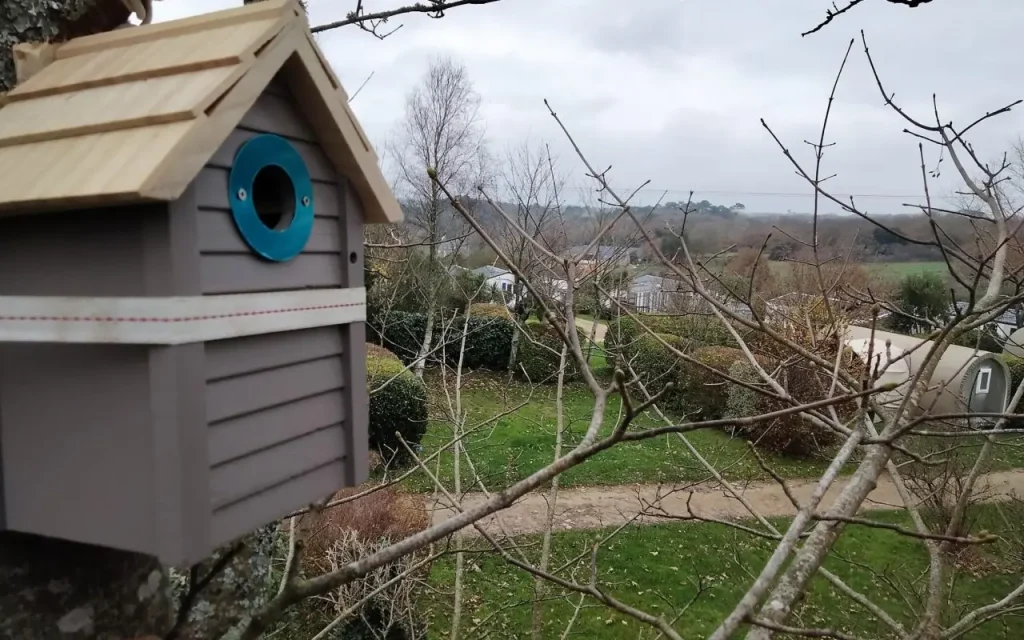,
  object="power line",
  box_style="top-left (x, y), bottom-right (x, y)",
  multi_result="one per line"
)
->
top-left (607, 186), bottom-right (955, 200)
